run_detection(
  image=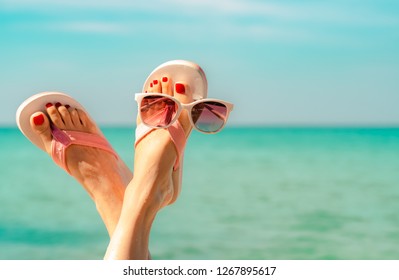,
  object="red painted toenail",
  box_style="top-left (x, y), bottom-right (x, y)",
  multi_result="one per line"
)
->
top-left (46, 103), bottom-right (53, 108)
top-left (153, 80), bottom-right (158, 85)
top-left (33, 114), bottom-right (45, 126)
top-left (55, 102), bottom-right (61, 108)
top-left (162, 77), bottom-right (168, 82)
top-left (65, 105), bottom-right (70, 109)
top-left (175, 83), bottom-right (185, 94)
top-left (150, 83), bottom-right (153, 88)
